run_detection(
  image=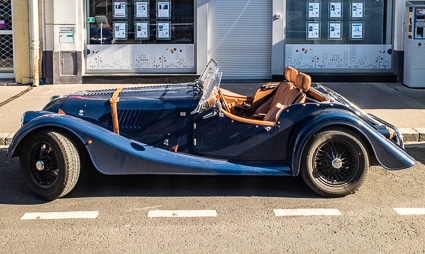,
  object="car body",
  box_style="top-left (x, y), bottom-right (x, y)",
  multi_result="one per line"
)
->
top-left (7, 59), bottom-right (415, 200)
